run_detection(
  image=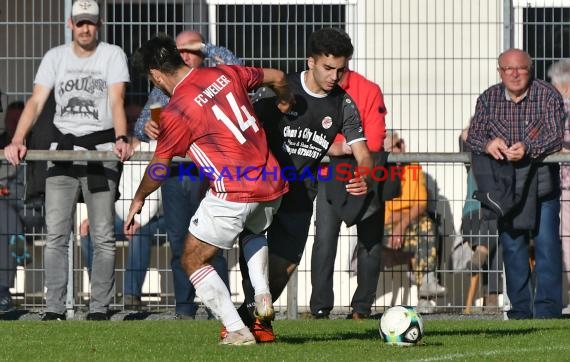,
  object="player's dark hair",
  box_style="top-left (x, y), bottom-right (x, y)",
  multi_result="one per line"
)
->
top-left (308, 28), bottom-right (354, 59)
top-left (132, 33), bottom-right (186, 76)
